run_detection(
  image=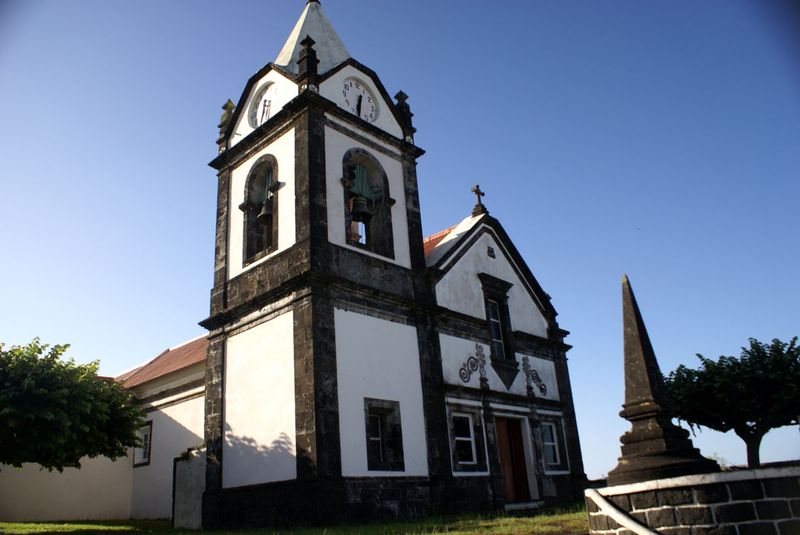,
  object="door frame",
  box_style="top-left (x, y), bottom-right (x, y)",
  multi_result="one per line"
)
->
top-left (493, 411), bottom-right (540, 502)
